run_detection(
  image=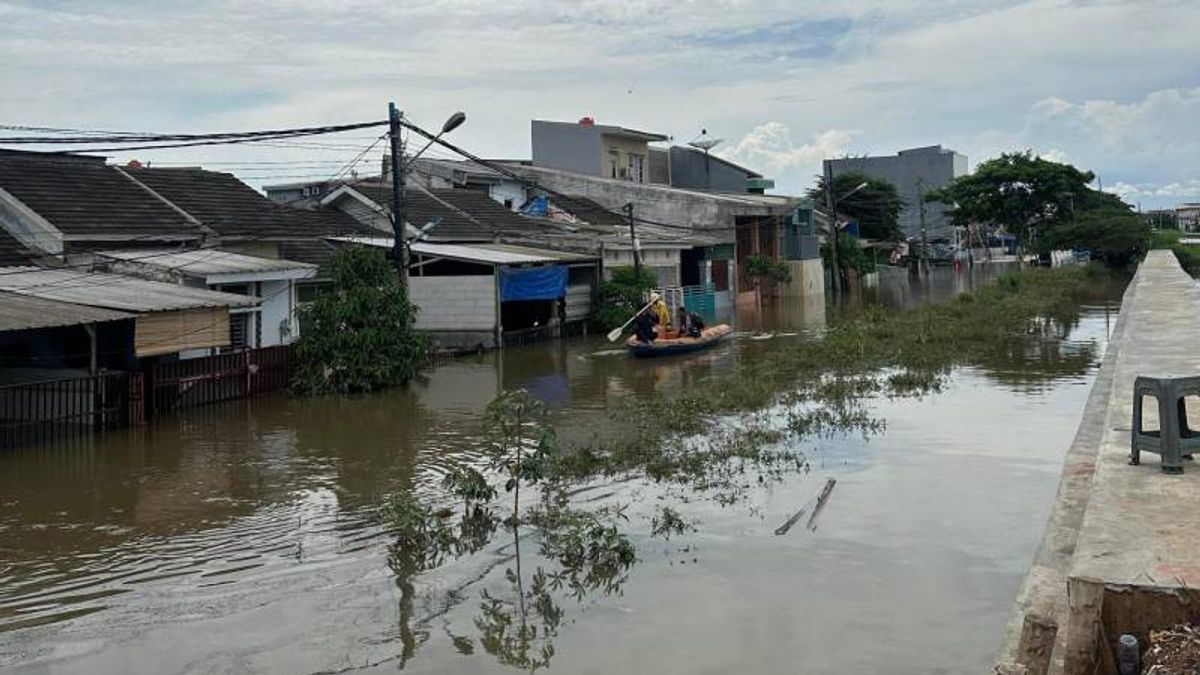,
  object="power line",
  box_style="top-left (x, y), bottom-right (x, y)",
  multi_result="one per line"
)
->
top-left (0, 120), bottom-right (387, 146)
